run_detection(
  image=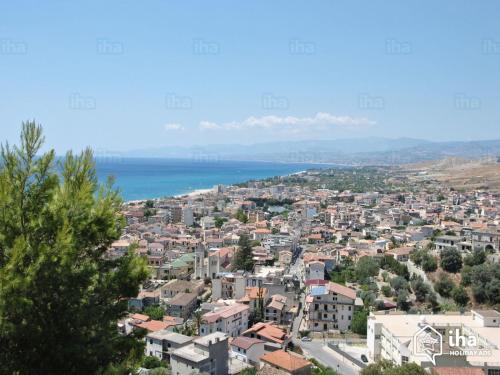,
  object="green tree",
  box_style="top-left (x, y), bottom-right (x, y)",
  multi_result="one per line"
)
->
top-left (381, 285), bottom-right (392, 297)
top-left (232, 234), bottom-right (255, 271)
top-left (144, 305), bottom-right (166, 320)
top-left (355, 256), bottom-right (379, 282)
top-left (351, 309), bottom-right (368, 335)
top-left (451, 285), bottom-right (469, 306)
top-left (421, 254), bottom-right (438, 272)
top-left (434, 274), bottom-right (455, 298)
top-left (214, 216), bottom-right (227, 228)
top-left (235, 209), bottom-right (248, 223)
top-left (0, 122), bottom-right (149, 374)
top-left (464, 249), bottom-right (486, 267)
top-left (440, 248), bottom-right (463, 273)
top-left (142, 356), bottom-right (166, 369)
